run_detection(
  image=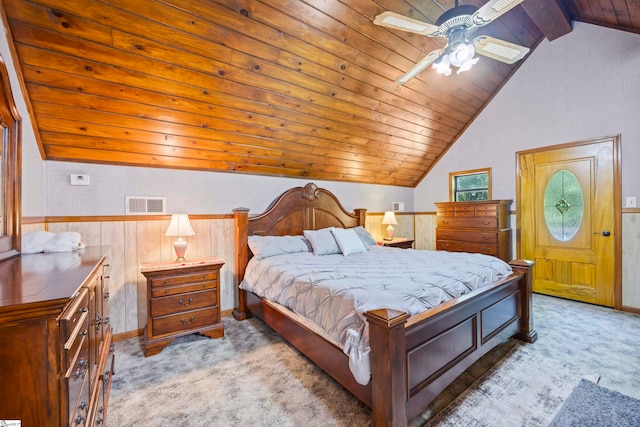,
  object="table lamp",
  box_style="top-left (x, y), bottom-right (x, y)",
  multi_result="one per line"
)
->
top-left (165, 213), bottom-right (195, 261)
top-left (381, 211), bottom-right (397, 240)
